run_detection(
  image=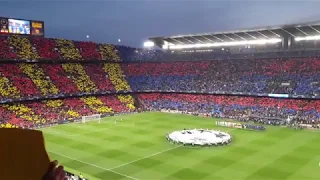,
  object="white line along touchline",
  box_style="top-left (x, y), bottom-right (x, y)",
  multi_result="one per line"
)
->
top-left (43, 126), bottom-right (112, 138)
top-left (48, 151), bottom-right (139, 180)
